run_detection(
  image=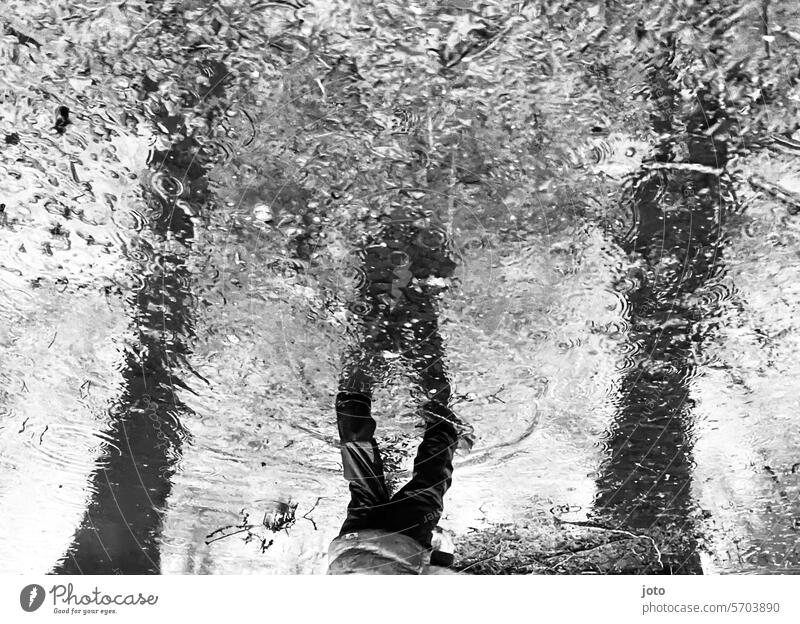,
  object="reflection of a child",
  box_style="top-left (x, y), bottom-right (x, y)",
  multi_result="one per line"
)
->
top-left (328, 213), bottom-right (472, 574)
